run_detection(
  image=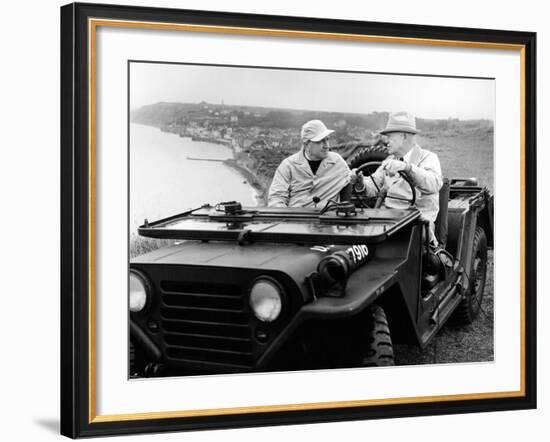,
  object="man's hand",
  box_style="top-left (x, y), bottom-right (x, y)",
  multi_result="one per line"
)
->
top-left (350, 168), bottom-right (365, 191)
top-left (382, 159), bottom-right (410, 175)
